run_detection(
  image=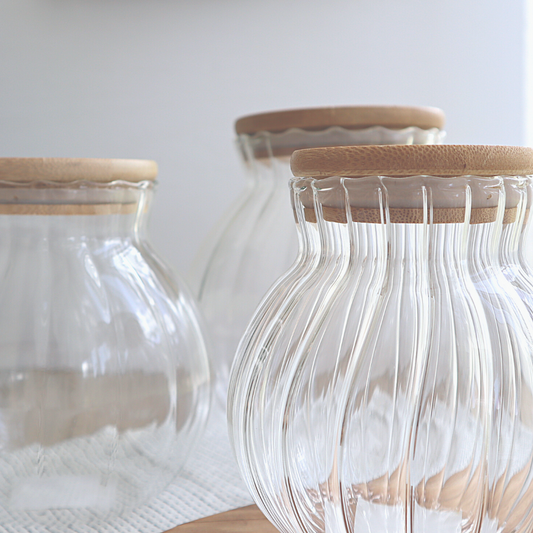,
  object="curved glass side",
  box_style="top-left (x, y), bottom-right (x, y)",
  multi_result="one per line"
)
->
top-left (0, 181), bottom-right (211, 527)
